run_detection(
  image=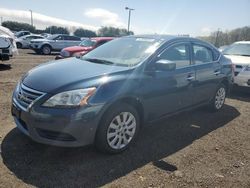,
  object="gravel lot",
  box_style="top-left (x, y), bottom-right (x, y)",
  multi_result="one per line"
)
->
top-left (0, 49), bottom-right (249, 188)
